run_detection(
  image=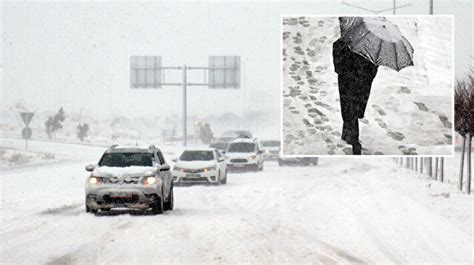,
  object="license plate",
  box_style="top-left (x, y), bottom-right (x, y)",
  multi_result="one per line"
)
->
top-left (186, 173), bottom-right (201, 178)
top-left (110, 192), bottom-right (132, 198)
